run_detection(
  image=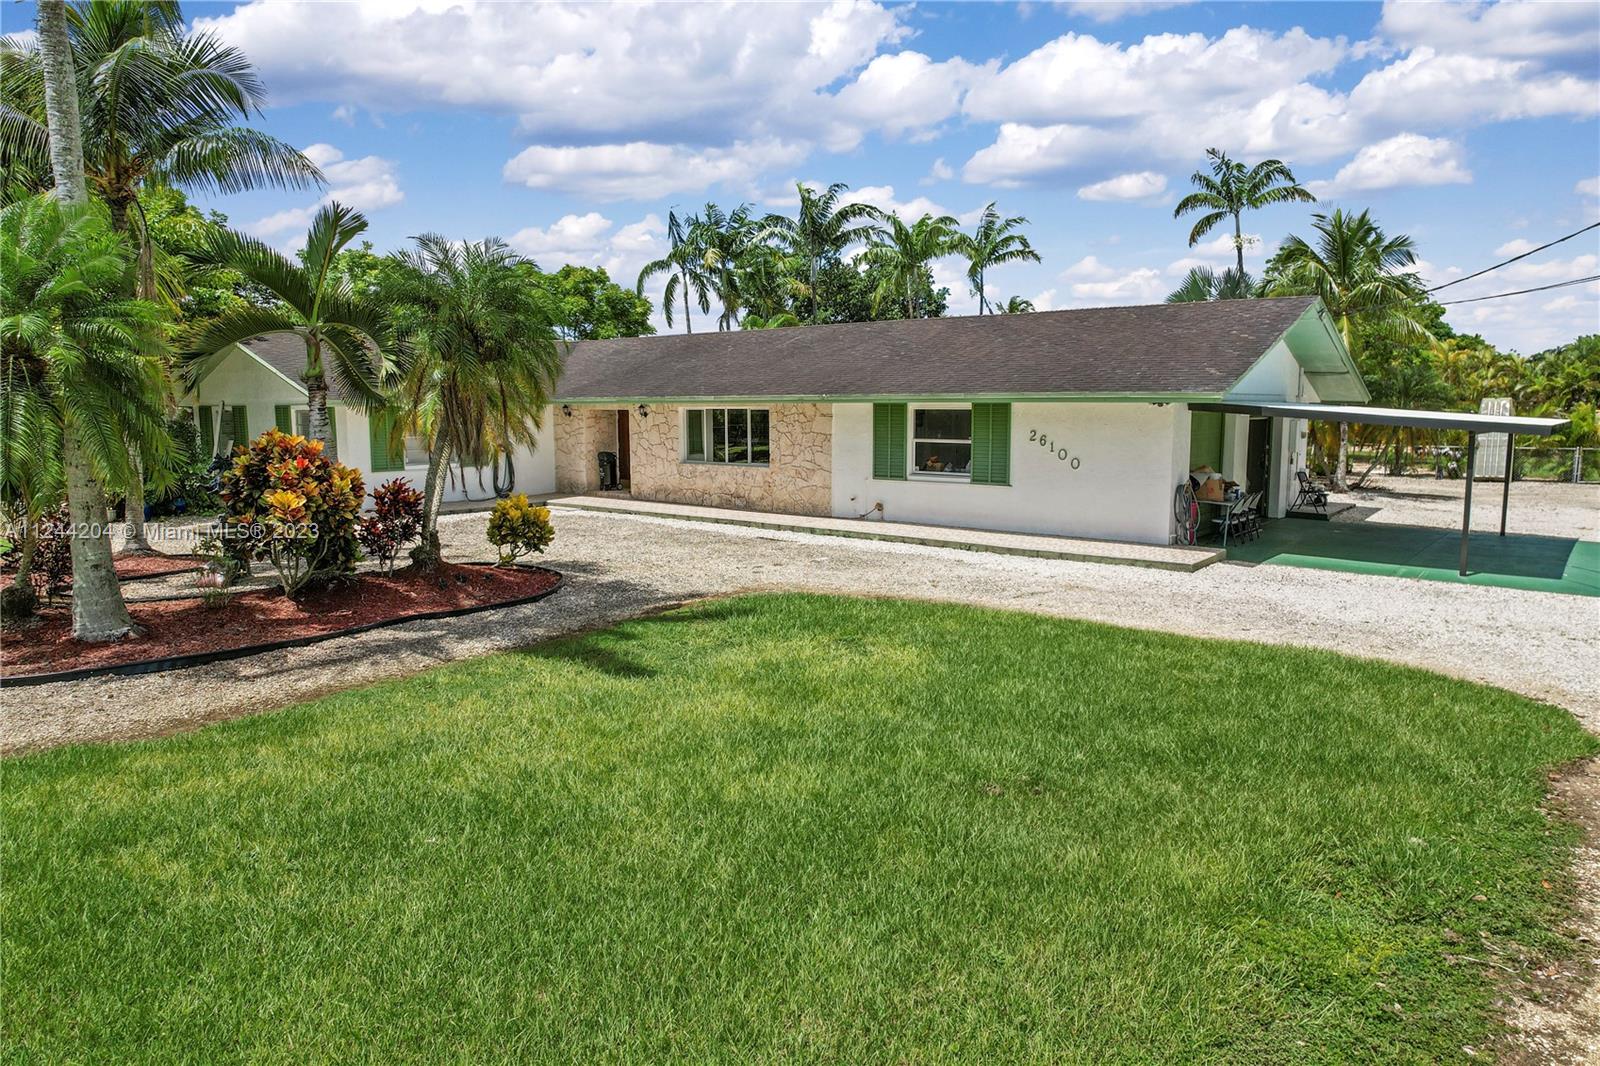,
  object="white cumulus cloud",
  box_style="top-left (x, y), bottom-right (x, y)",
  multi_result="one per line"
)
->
top-left (1306, 133), bottom-right (1472, 197)
top-left (1077, 170), bottom-right (1168, 202)
top-left (502, 140), bottom-right (806, 201)
top-left (247, 143), bottom-right (403, 239)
